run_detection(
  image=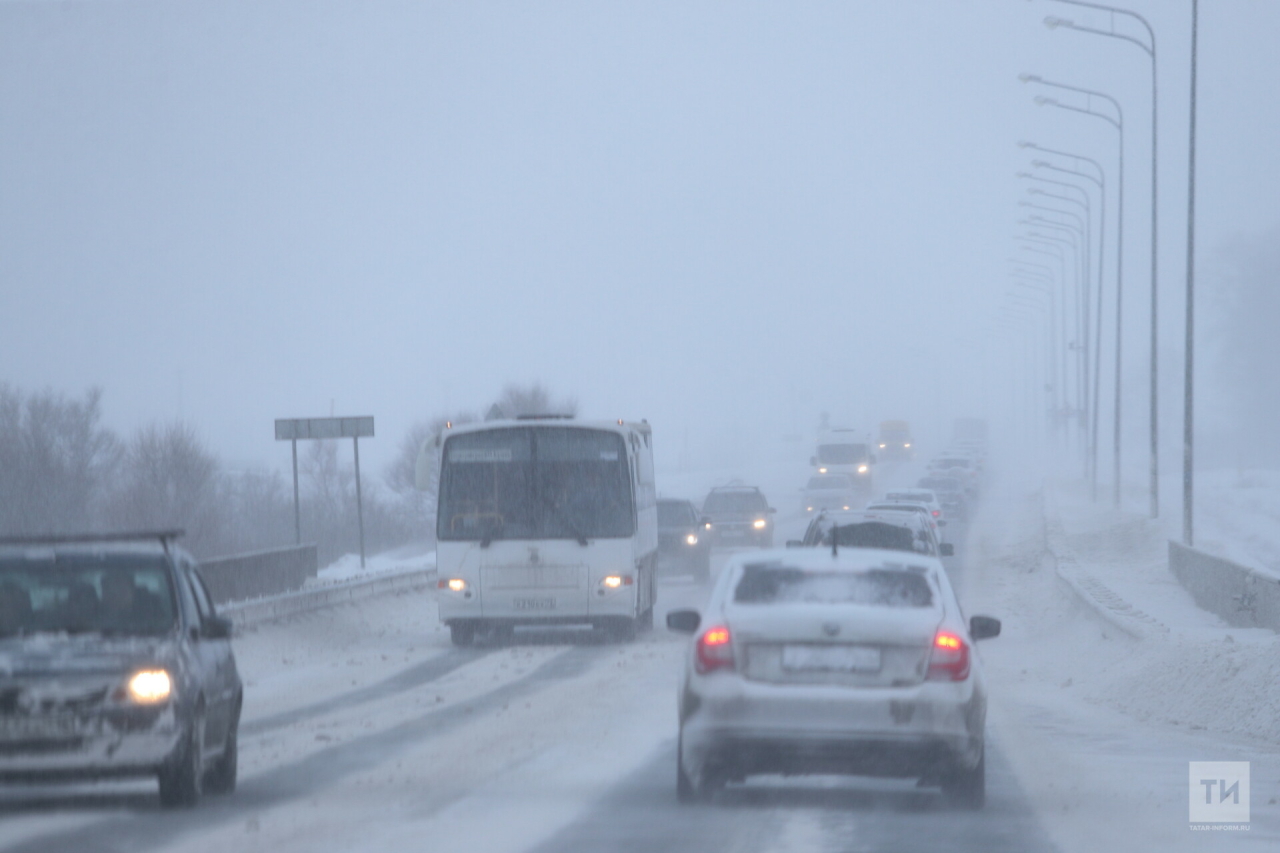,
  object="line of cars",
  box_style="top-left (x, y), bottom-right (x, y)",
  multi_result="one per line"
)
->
top-left (658, 485), bottom-right (778, 581)
top-left (665, 437), bottom-right (999, 808)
